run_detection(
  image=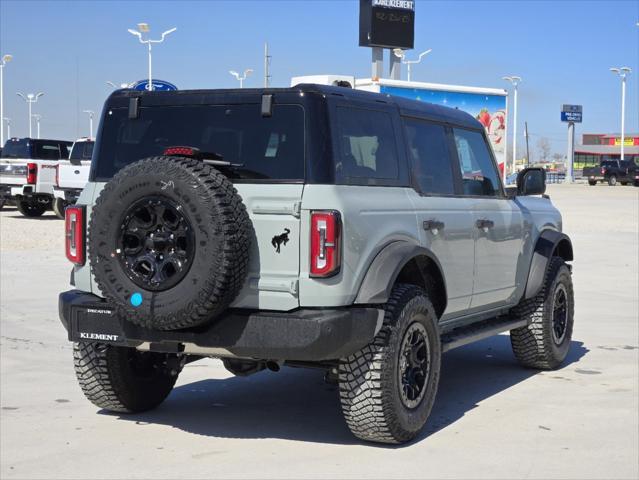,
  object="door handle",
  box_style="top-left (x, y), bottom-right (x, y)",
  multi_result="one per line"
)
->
top-left (476, 219), bottom-right (495, 230)
top-left (423, 220), bottom-right (445, 233)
